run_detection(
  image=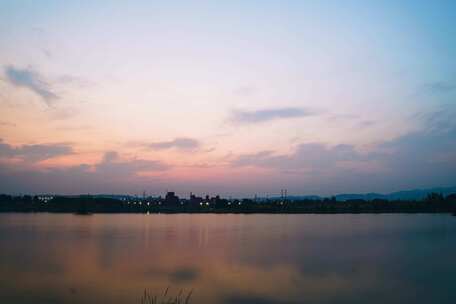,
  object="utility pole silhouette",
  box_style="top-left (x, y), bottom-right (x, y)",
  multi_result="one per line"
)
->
top-left (280, 189), bottom-right (288, 202)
